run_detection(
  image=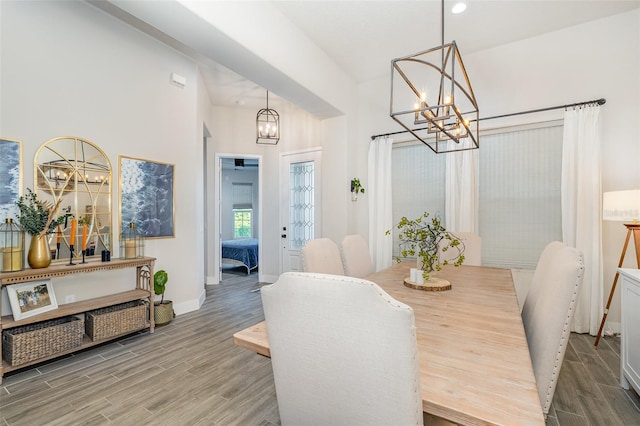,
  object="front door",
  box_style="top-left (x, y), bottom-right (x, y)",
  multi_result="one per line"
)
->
top-left (280, 149), bottom-right (322, 273)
